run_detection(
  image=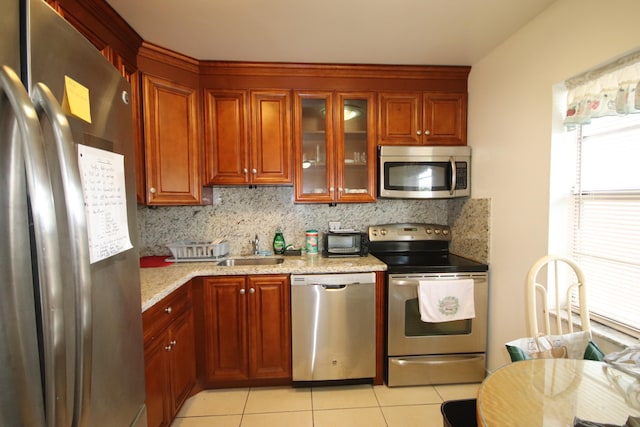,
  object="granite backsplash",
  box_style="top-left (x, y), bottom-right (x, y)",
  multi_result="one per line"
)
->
top-left (137, 187), bottom-right (490, 264)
